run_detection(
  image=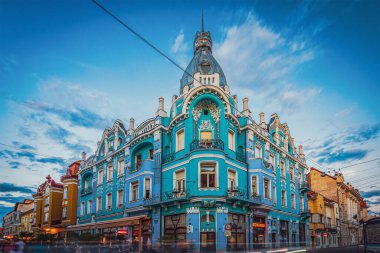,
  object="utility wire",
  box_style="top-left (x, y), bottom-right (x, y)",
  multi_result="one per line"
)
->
top-left (340, 157), bottom-right (380, 169)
